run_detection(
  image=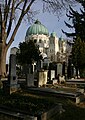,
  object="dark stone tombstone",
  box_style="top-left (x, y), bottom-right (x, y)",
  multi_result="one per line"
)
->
top-left (3, 48), bottom-right (20, 94)
top-left (9, 54), bottom-right (17, 84)
top-left (37, 60), bottom-right (43, 71)
top-left (8, 51), bottom-right (20, 94)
